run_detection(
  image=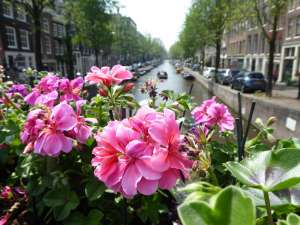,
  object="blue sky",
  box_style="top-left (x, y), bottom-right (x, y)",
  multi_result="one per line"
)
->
top-left (118, 0), bottom-right (192, 49)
